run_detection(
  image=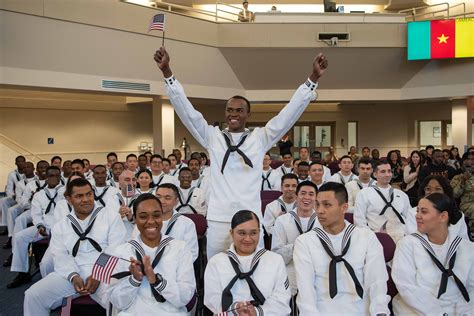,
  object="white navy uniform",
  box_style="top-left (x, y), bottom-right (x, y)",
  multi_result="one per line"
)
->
top-left (5, 177), bottom-right (37, 237)
top-left (354, 185), bottom-right (410, 242)
top-left (1, 170), bottom-right (24, 226)
top-left (106, 235), bottom-right (196, 316)
top-left (405, 206), bottom-right (470, 240)
top-left (345, 179), bottom-right (376, 214)
top-left (117, 191), bottom-right (140, 240)
top-left (263, 198), bottom-right (296, 235)
top-left (11, 184), bottom-right (64, 273)
top-left (271, 210), bottom-right (317, 295)
top-left (294, 221), bottom-right (391, 315)
top-left (152, 172), bottom-right (177, 188)
top-left (191, 167), bottom-right (211, 201)
top-left (132, 211), bottom-right (198, 262)
top-left (12, 178), bottom-right (47, 234)
top-left (165, 75), bottom-right (318, 258)
top-left (322, 165), bottom-right (332, 183)
top-left (204, 244), bottom-right (291, 315)
top-left (23, 204), bottom-right (126, 316)
top-left (329, 172), bottom-right (358, 185)
top-left (176, 187), bottom-right (207, 216)
top-left (392, 232), bottom-right (474, 315)
top-left (261, 168), bottom-right (279, 191)
top-left (93, 185), bottom-right (120, 212)
top-left (108, 178), bottom-right (119, 189)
